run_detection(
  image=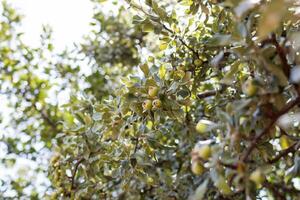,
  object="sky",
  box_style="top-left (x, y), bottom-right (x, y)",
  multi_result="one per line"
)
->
top-left (0, 0), bottom-right (95, 127)
top-left (11, 0), bottom-right (94, 50)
